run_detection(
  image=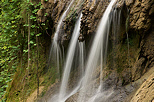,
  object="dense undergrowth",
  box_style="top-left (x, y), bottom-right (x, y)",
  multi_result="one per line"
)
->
top-left (0, 0), bottom-right (56, 101)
